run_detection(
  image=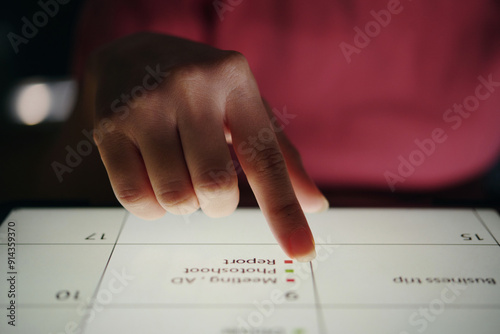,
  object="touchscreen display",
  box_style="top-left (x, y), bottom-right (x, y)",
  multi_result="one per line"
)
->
top-left (1, 208), bottom-right (500, 333)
